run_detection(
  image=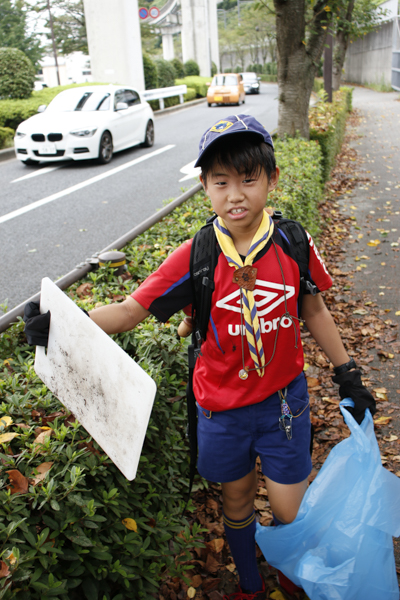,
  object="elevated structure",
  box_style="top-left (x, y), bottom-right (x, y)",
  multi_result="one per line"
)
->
top-left (83, 0), bottom-right (219, 89)
top-left (83, 0), bottom-right (145, 90)
top-left (143, 0), bottom-right (220, 76)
